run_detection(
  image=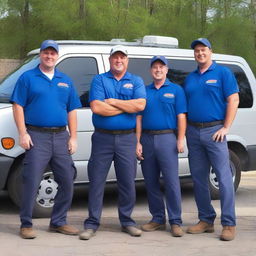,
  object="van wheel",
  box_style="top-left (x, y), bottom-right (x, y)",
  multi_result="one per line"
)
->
top-left (7, 161), bottom-right (57, 218)
top-left (209, 150), bottom-right (241, 200)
